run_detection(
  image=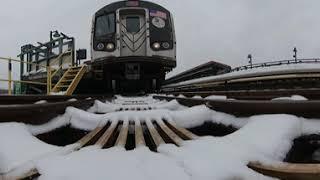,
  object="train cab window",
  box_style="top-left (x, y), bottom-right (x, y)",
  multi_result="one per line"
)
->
top-left (95, 13), bottom-right (115, 37)
top-left (126, 17), bottom-right (140, 33)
